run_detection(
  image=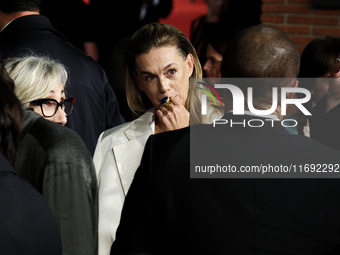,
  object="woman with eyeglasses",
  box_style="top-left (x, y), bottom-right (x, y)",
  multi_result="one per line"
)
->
top-left (4, 55), bottom-right (98, 255)
top-left (5, 55), bottom-right (75, 126)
